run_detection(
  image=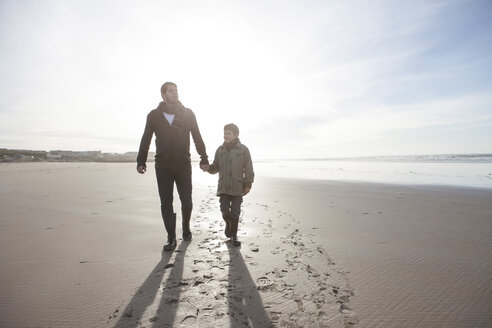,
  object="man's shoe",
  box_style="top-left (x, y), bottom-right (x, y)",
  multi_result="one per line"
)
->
top-left (231, 235), bottom-right (241, 247)
top-left (163, 238), bottom-right (177, 251)
top-left (183, 231), bottom-right (192, 241)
